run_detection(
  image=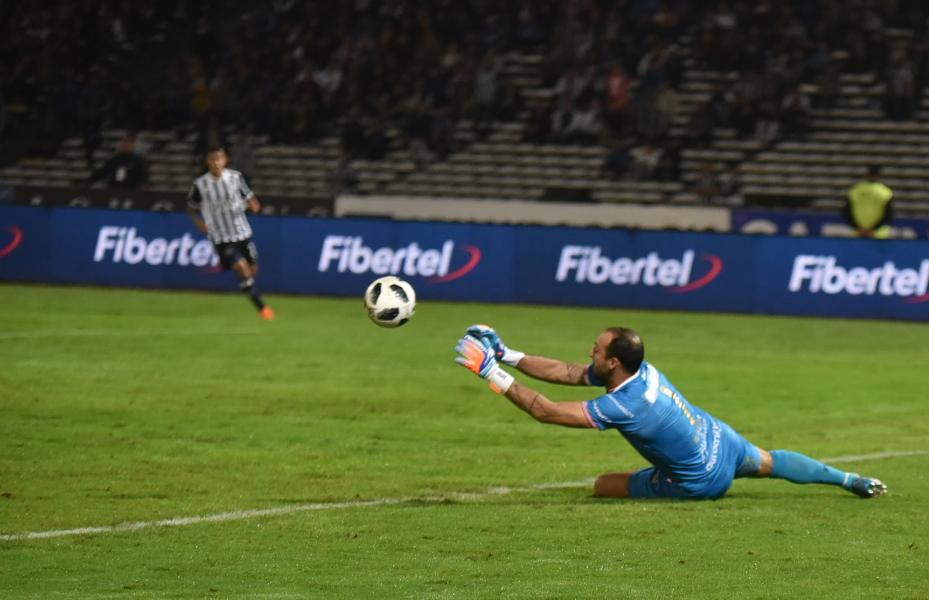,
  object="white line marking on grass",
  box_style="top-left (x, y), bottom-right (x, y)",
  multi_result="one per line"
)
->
top-left (0, 328), bottom-right (259, 340)
top-left (3, 448), bottom-right (926, 542)
top-left (0, 479), bottom-right (595, 542)
top-left (822, 449), bottom-right (929, 463)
